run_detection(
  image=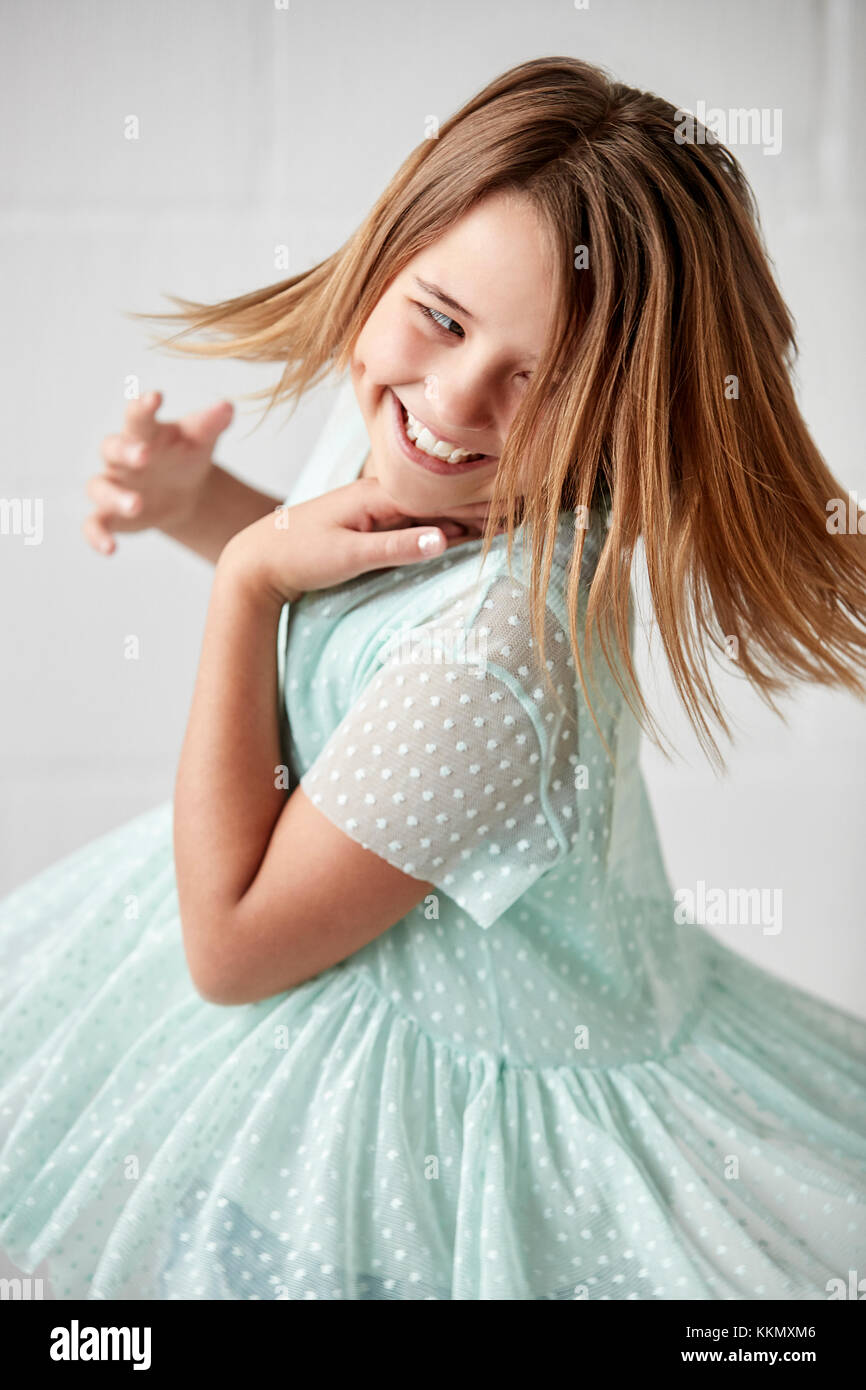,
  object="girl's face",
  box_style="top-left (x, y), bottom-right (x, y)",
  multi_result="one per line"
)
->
top-left (350, 189), bottom-right (559, 515)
